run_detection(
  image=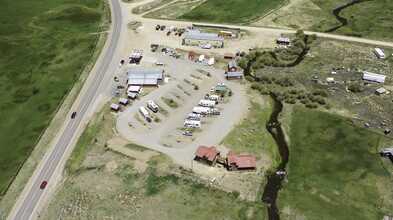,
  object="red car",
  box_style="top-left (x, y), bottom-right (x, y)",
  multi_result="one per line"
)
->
top-left (40, 181), bottom-right (48, 189)
top-left (166, 31), bottom-right (172, 36)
